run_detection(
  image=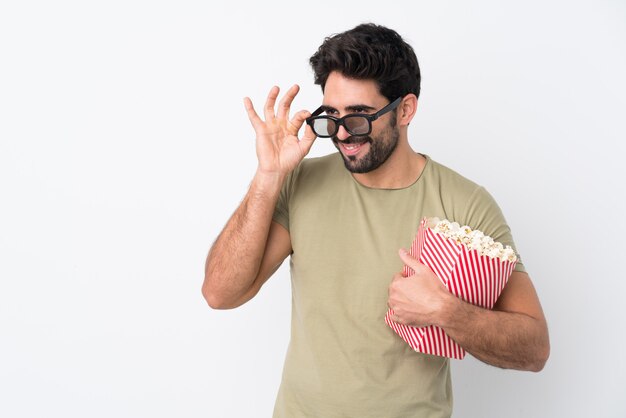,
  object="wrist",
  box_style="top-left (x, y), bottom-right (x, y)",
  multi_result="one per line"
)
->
top-left (435, 292), bottom-right (464, 329)
top-left (252, 169), bottom-right (286, 195)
